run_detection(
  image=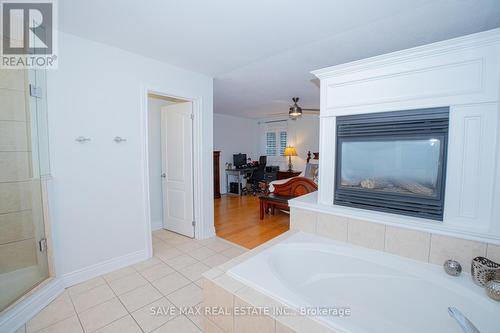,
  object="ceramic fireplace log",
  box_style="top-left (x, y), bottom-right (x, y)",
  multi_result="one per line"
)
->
top-left (394, 180), bottom-right (434, 196)
top-left (360, 178), bottom-right (391, 189)
top-left (358, 177), bottom-right (434, 196)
